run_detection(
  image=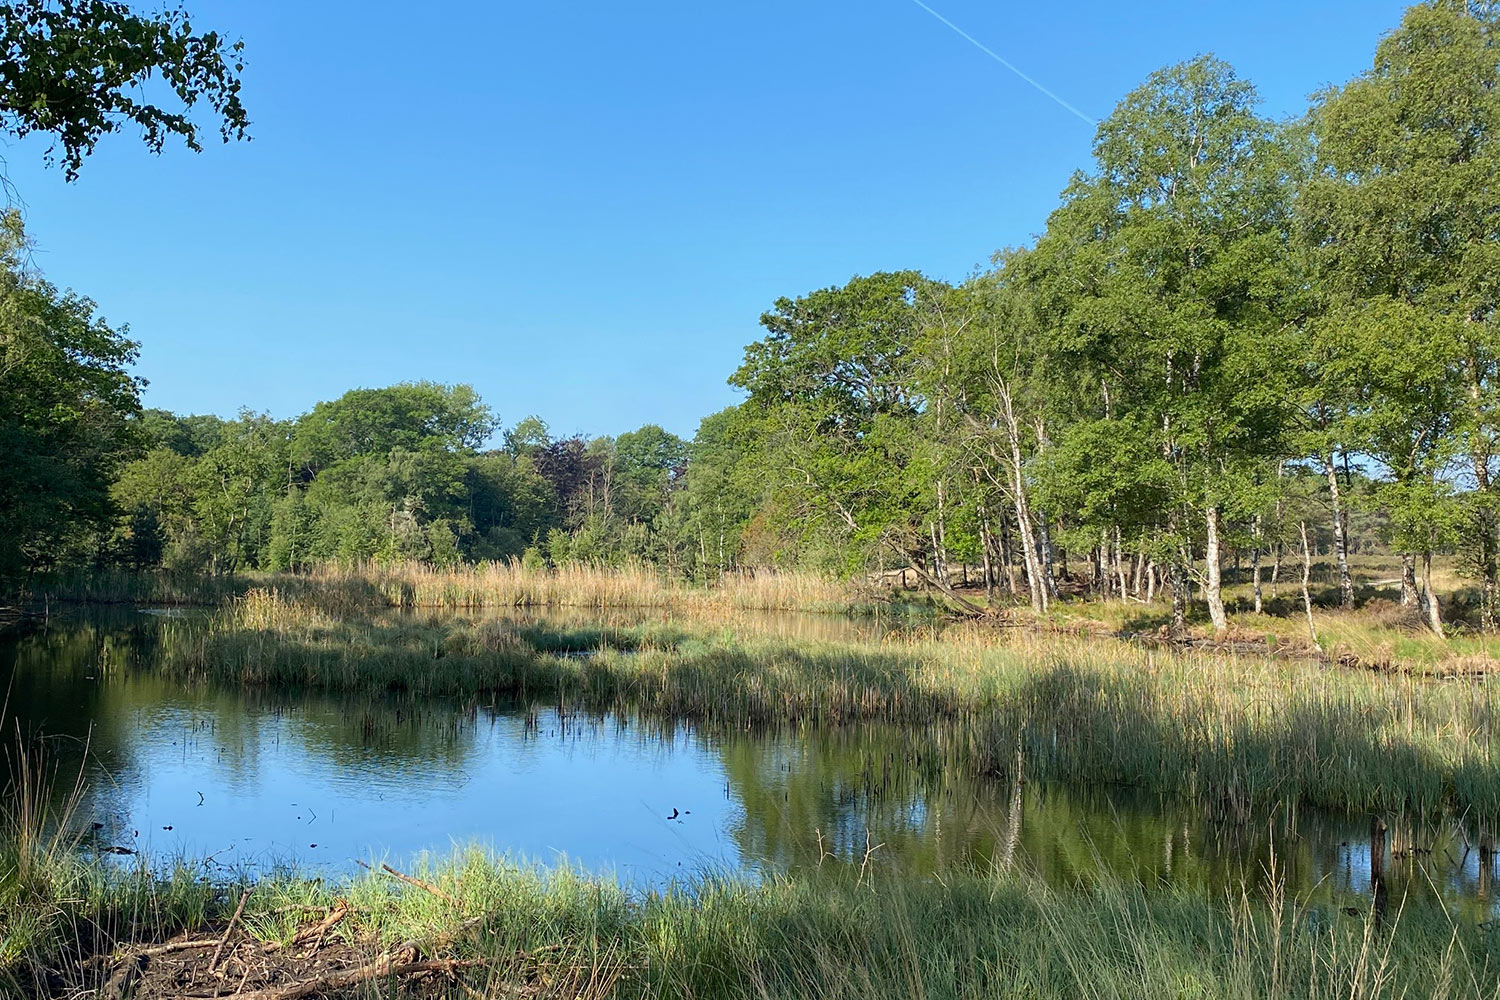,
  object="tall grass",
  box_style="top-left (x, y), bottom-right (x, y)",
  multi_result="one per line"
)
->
top-left (329, 561), bottom-right (867, 613)
top-left (24, 562), bottom-right (868, 613)
top-left (1030, 590), bottom-right (1500, 672)
top-left (154, 590), bottom-right (1500, 816)
top-left (0, 692), bottom-right (90, 900)
top-left (1, 724), bottom-right (91, 981)
top-left (4, 846), bottom-right (1496, 999)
